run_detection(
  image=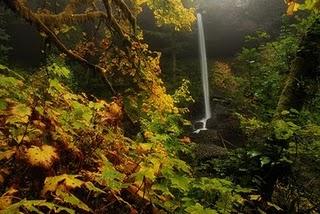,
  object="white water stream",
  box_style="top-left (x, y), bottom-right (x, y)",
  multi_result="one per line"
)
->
top-left (194, 13), bottom-right (211, 134)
